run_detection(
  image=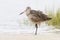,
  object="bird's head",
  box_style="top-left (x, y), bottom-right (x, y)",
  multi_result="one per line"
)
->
top-left (19, 7), bottom-right (31, 15)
